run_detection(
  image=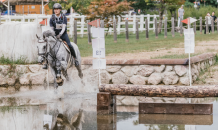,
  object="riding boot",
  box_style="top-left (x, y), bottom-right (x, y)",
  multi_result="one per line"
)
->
top-left (69, 46), bottom-right (79, 67)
